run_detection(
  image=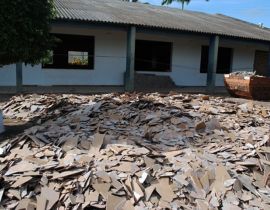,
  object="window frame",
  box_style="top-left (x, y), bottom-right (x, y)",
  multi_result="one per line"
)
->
top-left (200, 46), bottom-right (233, 74)
top-left (135, 39), bottom-right (173, 72)
top-left (42, 34), bottom-right (95, 70)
